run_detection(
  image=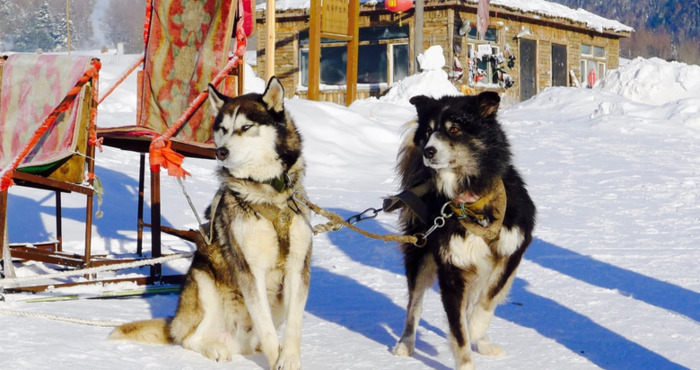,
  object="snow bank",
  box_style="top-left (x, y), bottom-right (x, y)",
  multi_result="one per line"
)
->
top-left (596, 57), bottom-right (700, 105)
top-left (378, 46), bottom-right (461, 107)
